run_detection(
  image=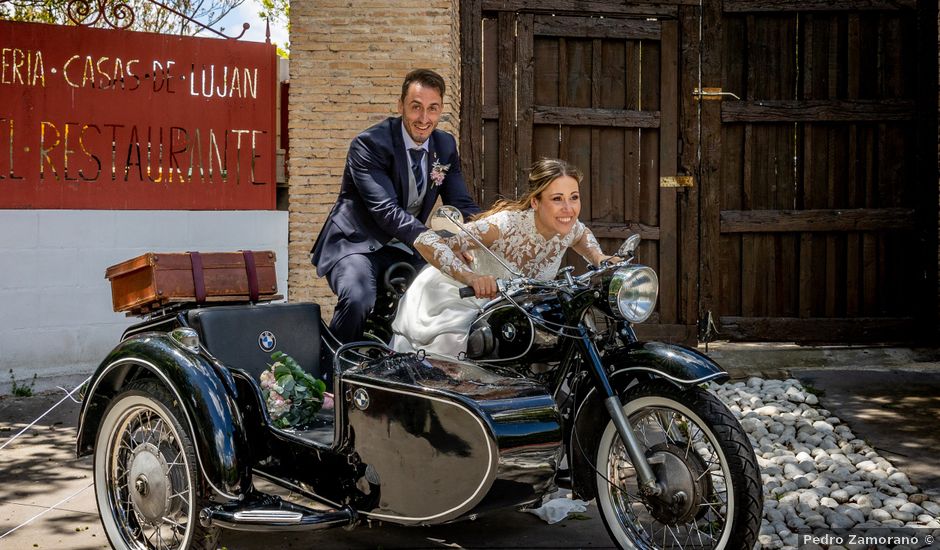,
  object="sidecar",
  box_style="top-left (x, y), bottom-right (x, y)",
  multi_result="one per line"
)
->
top-left (77, 300), bottom-right (564, 549)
